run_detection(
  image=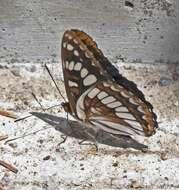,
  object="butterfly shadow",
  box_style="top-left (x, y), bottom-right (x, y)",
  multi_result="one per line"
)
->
top-left (31, 112), bottom-right (147, 151)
